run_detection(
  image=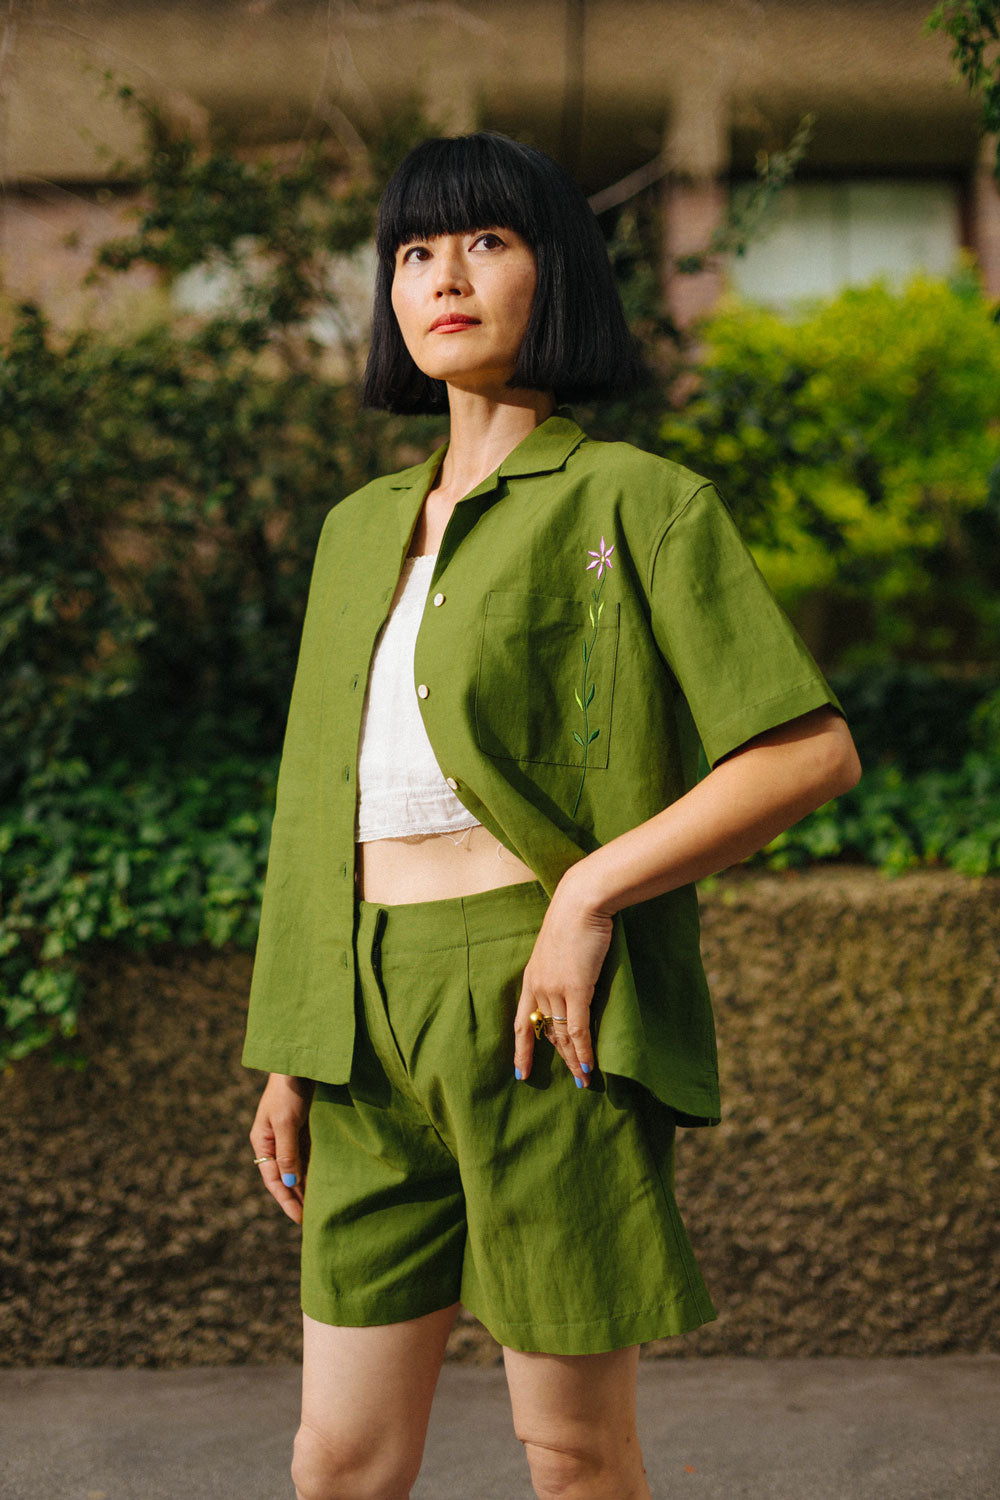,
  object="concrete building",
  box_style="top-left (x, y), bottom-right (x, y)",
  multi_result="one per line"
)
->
top-left (1, 0), bottom-right (997, 331)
